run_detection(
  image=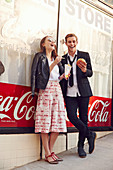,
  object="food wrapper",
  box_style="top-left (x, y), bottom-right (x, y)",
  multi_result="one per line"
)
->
top-left (65, 64), bottom-right (71, 78)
